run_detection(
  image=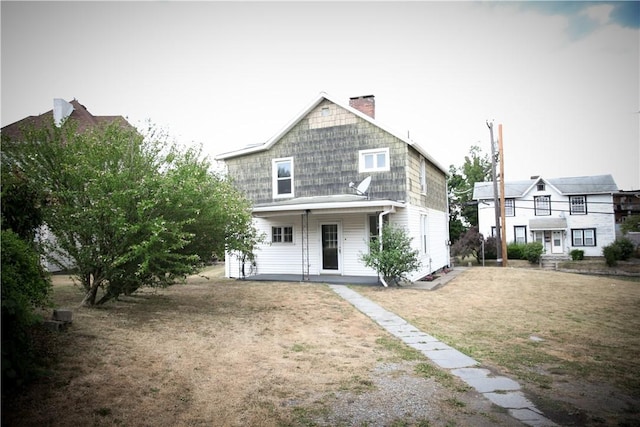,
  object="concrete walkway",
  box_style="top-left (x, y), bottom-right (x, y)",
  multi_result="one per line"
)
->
top-left (329, 284), bottom-right (557, 427)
